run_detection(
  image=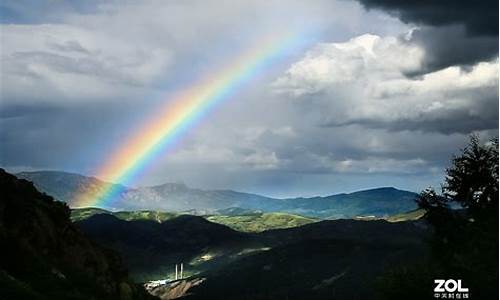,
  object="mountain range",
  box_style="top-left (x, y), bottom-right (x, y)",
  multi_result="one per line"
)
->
top-left (16, 170), bottom-right (418, 219)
